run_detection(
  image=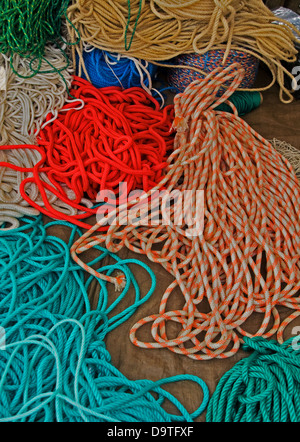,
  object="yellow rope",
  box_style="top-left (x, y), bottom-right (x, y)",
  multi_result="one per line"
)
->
top-left (67, 0), bottom-right (300, 103)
